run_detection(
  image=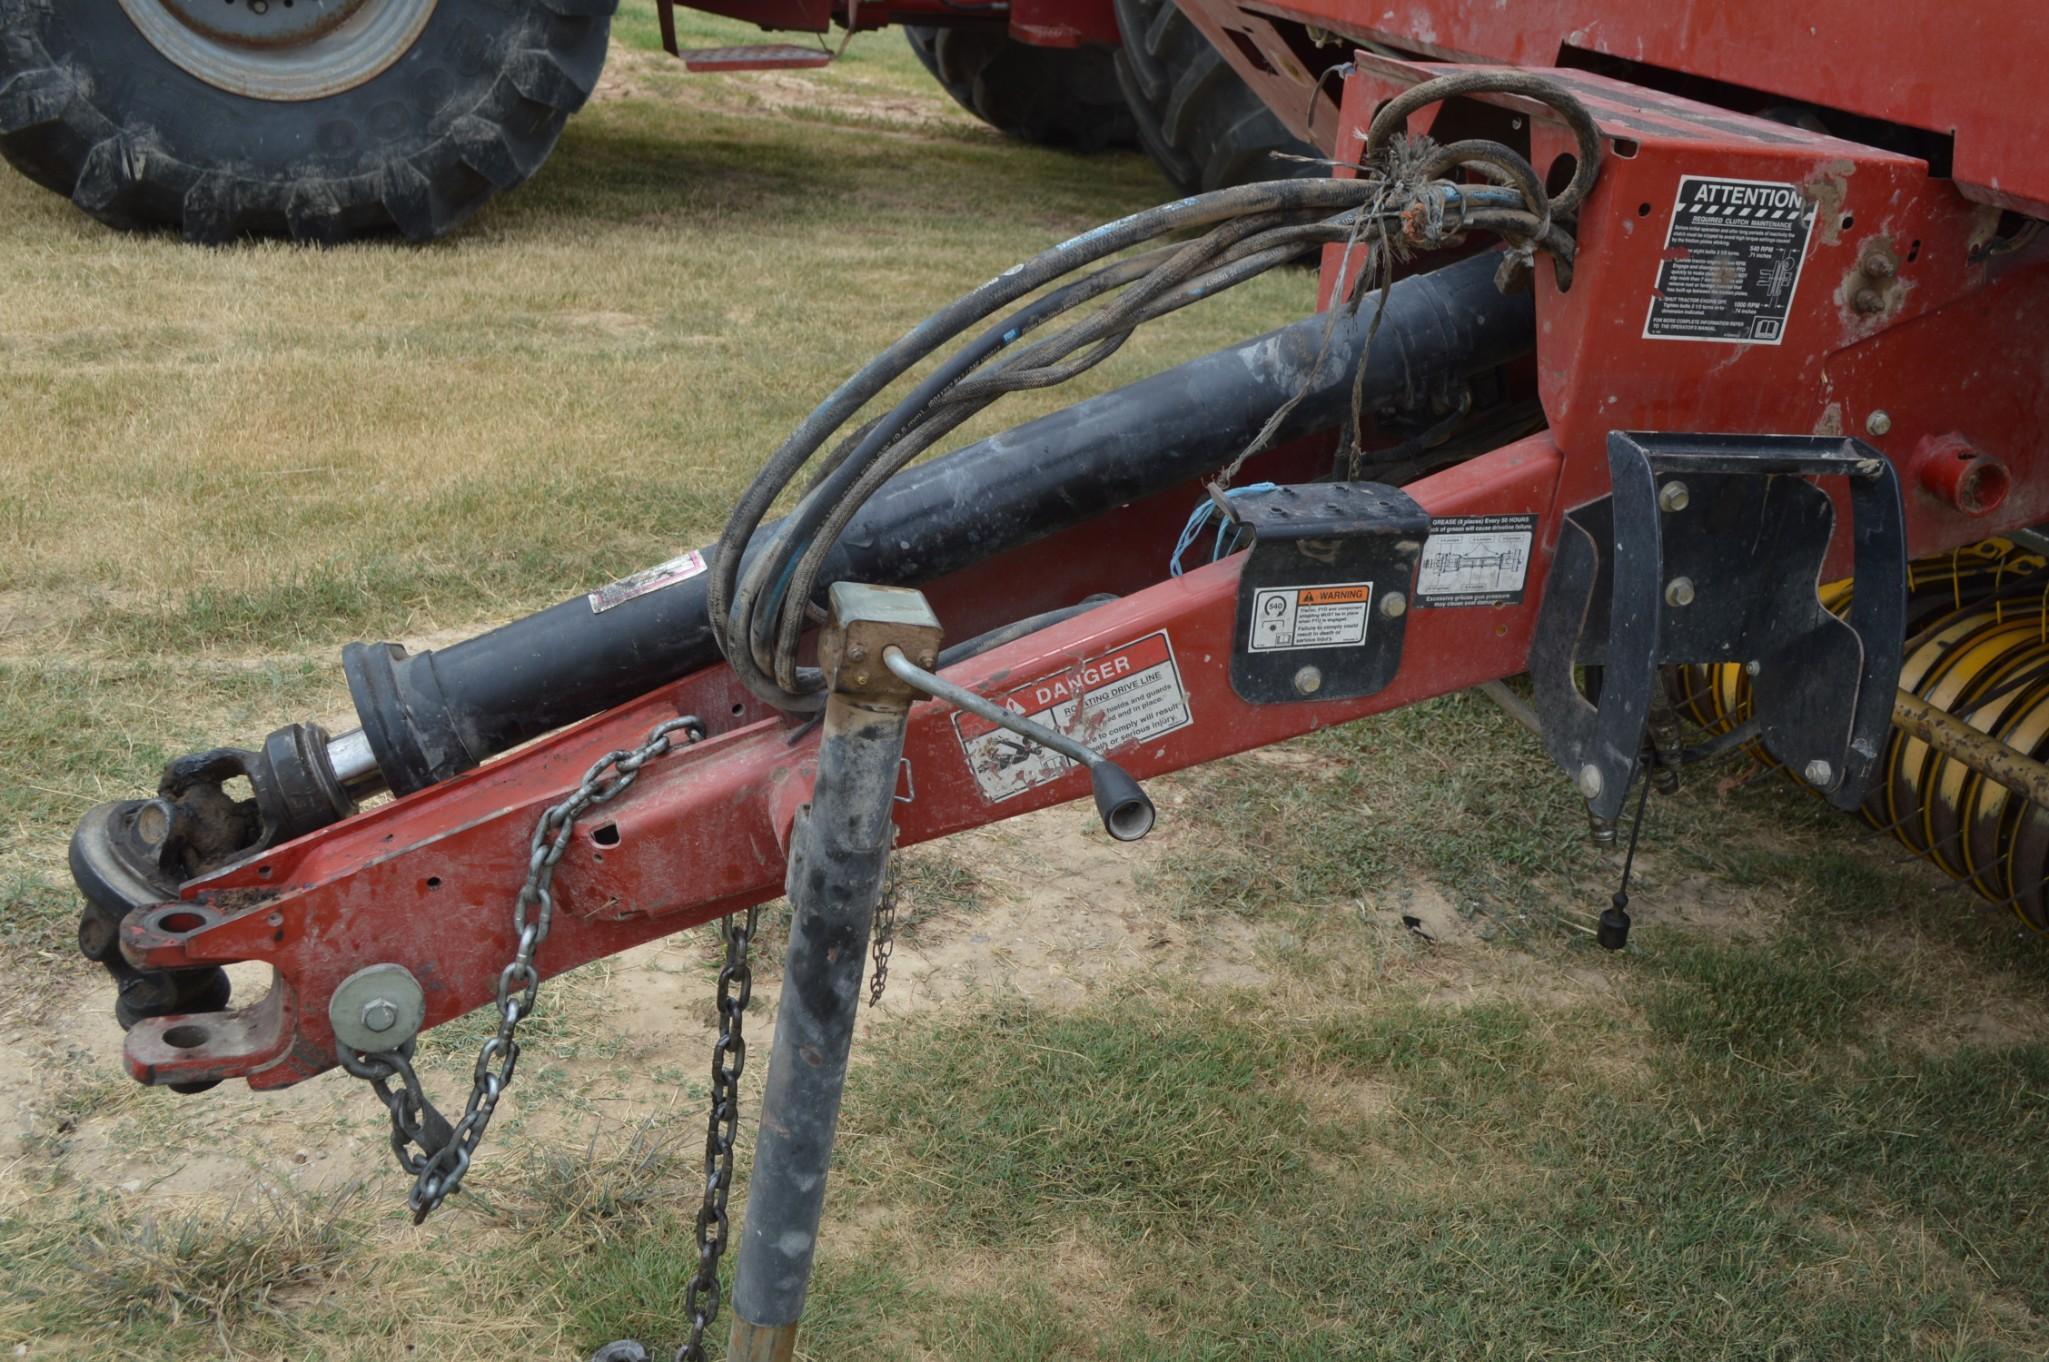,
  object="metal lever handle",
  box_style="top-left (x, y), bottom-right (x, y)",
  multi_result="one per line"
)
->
top-left (880, 647), bottom-right (1156, 841)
